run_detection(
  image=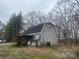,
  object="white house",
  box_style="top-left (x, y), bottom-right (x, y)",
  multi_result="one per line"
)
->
top-left (19, 22), bottom-right (63, 46)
